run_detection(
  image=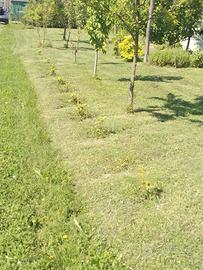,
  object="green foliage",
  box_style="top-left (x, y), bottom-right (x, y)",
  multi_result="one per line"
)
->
top-left (69, 92), bottom-right (82, 105)
top-left (190, 51), bottom-right (203, 68)
top-left (152, 0), bottom-right (203, 45)
top-left (76, 103), bottom-right (92, 120)
top-left (23, 0), bottom-right (55, 46)
top-left (85, 0), bottom-right (112, 52)
top-left (150, 48), bottom-right (191, 67)
top-left (49, 64), bottom-right (56, 75)
top-left (57, 76), bottom-right (66, 85)
top-left (118, 35), bottom-right (144, 61)
top-left (90, 116), bottom-right (114, 138)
